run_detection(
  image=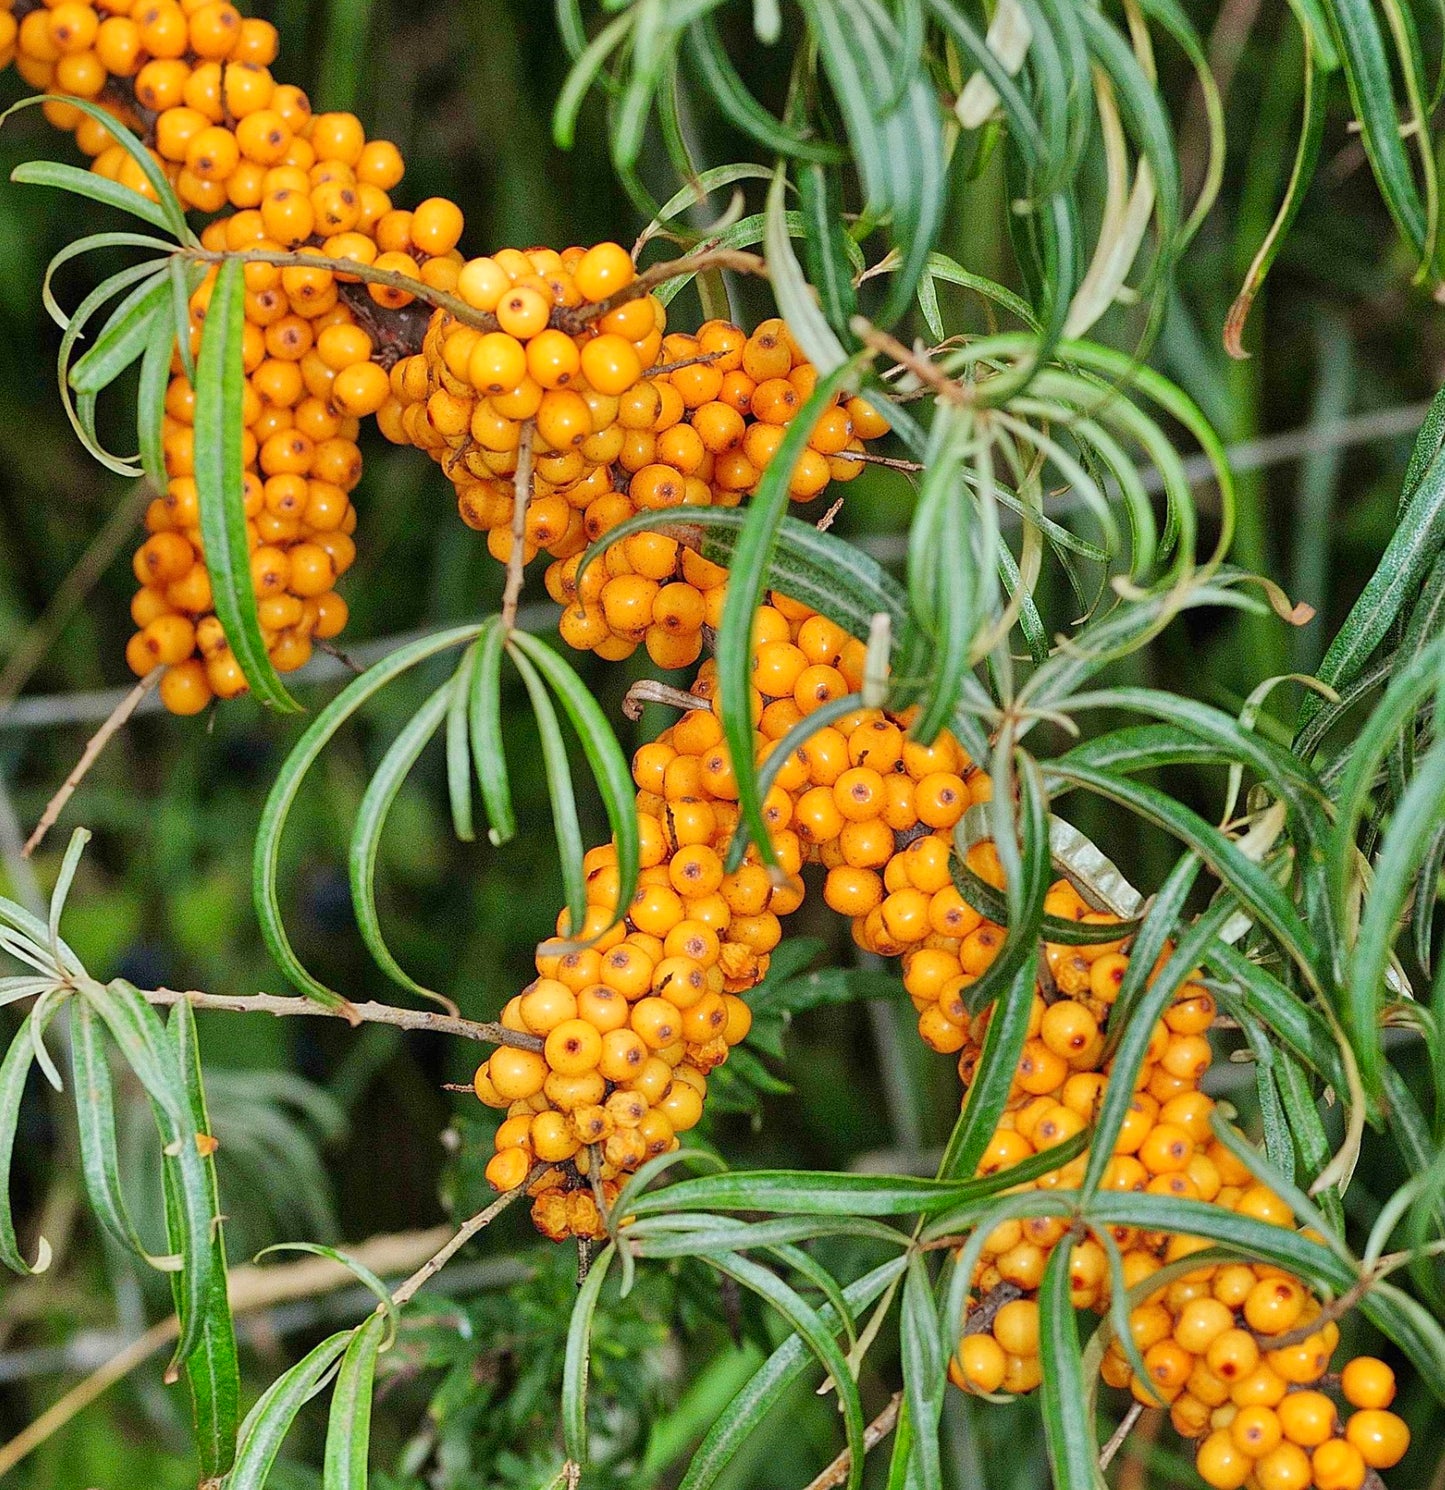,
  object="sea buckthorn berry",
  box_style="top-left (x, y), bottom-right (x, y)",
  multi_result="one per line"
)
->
top-left (1311, 1439), bottom-right (1367, 1490)
top-left (574, 242), bottom-right (634, 302)
top-left (1243, 1277), bottom-right (1305, 1335)
top-left (1195, 1429), bottom-right (1251, 1490)
top-left (411, 197), bottom-right (464, 256)
top-left (1231, 1405), bottom-right (1283, 1457)
top-left (989, 1298), bottom-right (1039, 1357)
top-left (1276, 1390), bottom-right (1335, 1447)
top-left (1345, 1408), bottom-right (1410, 1468)
top-left (1340, 1356), bottom-right (1395, 1409)
top-left (952, 1332), bottom-right (1006, 1394)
